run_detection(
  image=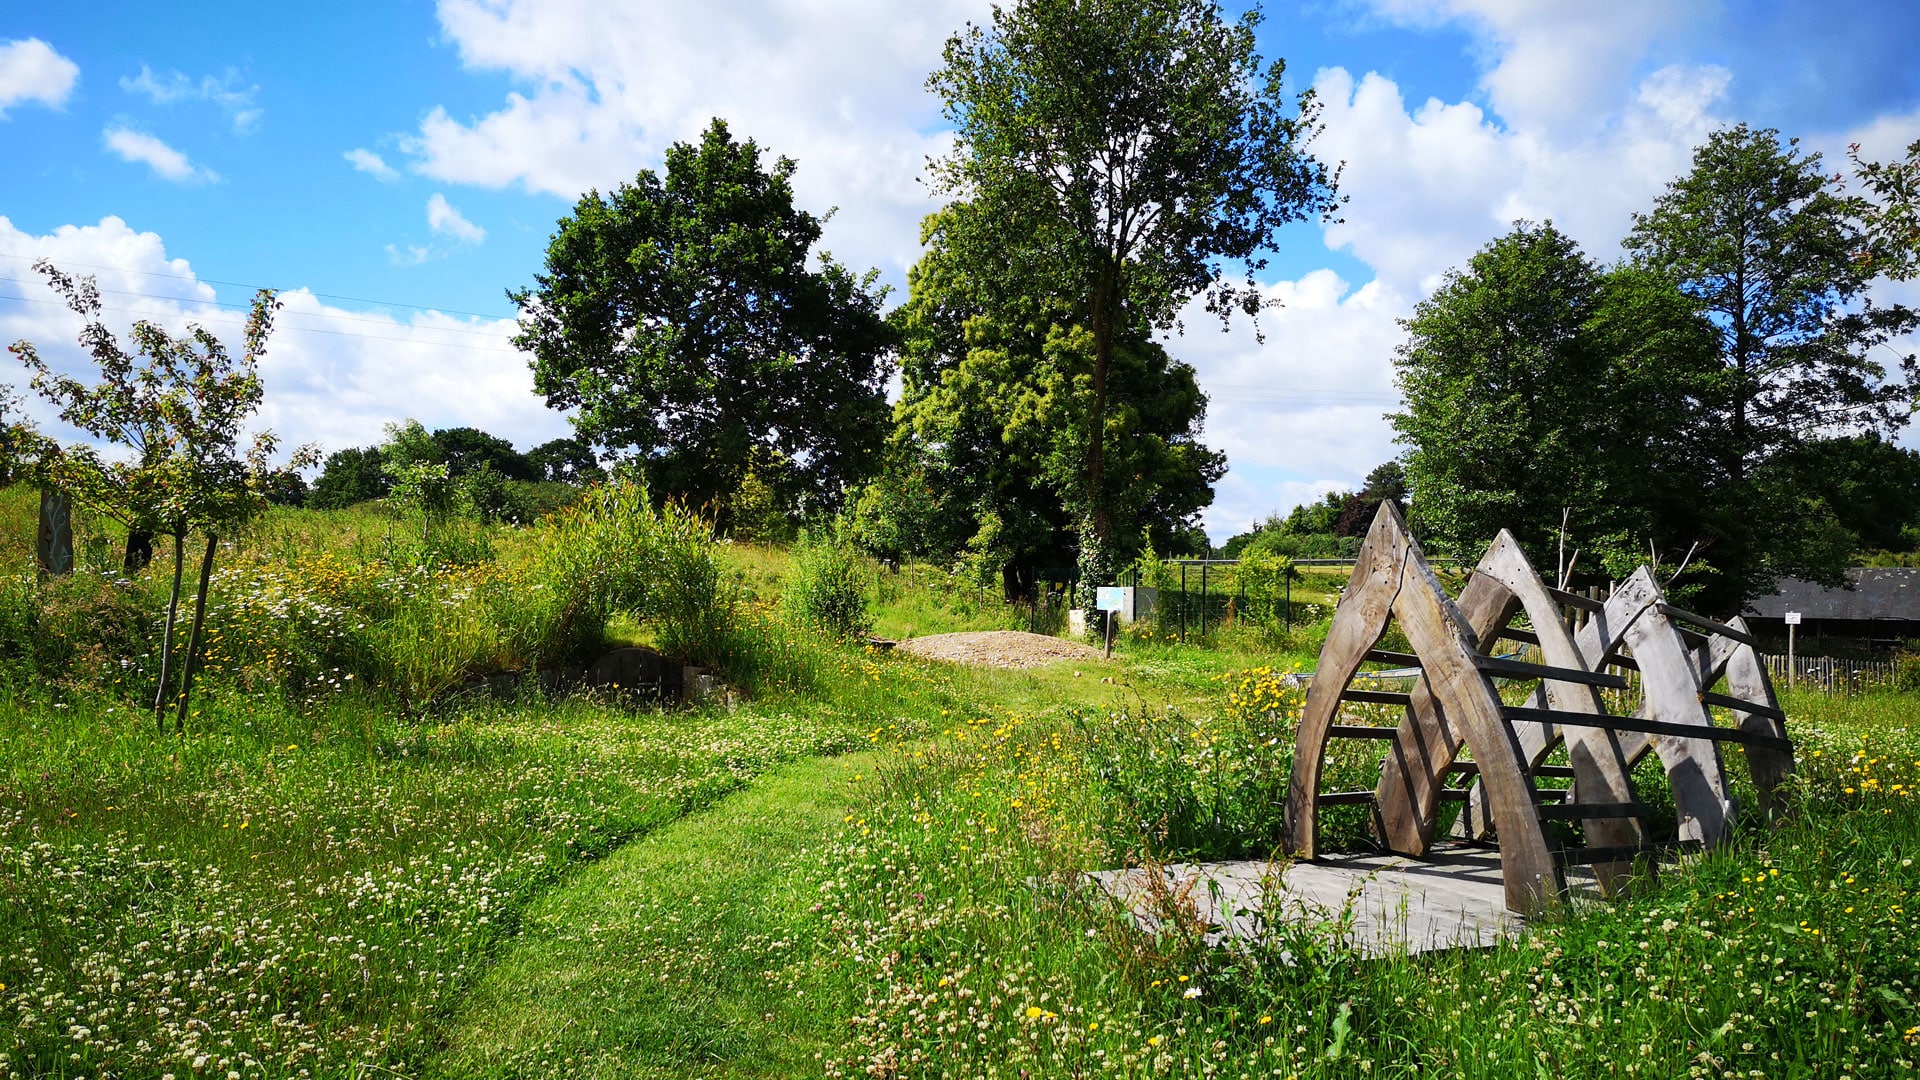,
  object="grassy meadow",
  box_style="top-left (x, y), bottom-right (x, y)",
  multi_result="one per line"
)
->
top-left (0, 483), bottom-right (1915, 1079)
